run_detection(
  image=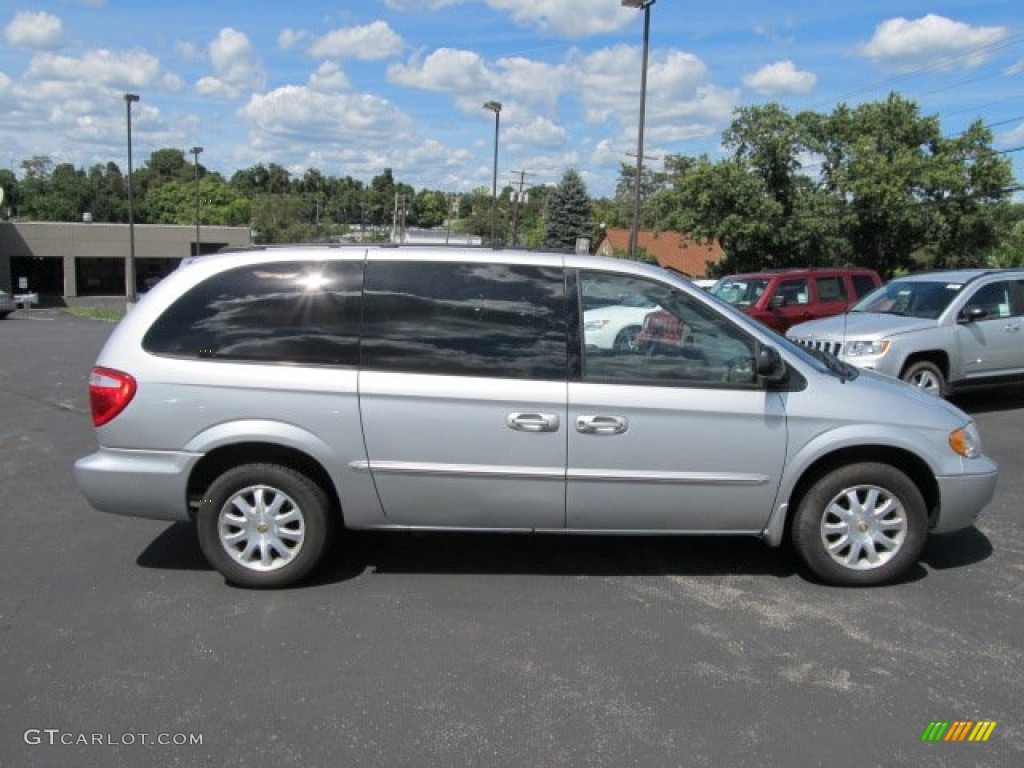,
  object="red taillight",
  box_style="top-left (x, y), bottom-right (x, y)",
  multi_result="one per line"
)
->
top-left (89, 367), bottom-right (137, 427)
